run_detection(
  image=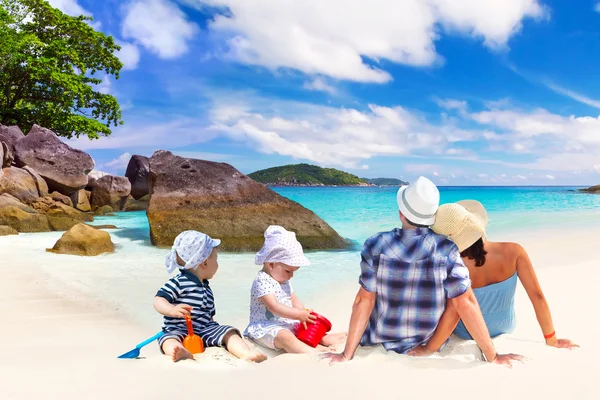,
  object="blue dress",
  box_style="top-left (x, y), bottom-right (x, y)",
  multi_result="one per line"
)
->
top-left (453, 273), bottom-right (518, 339)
